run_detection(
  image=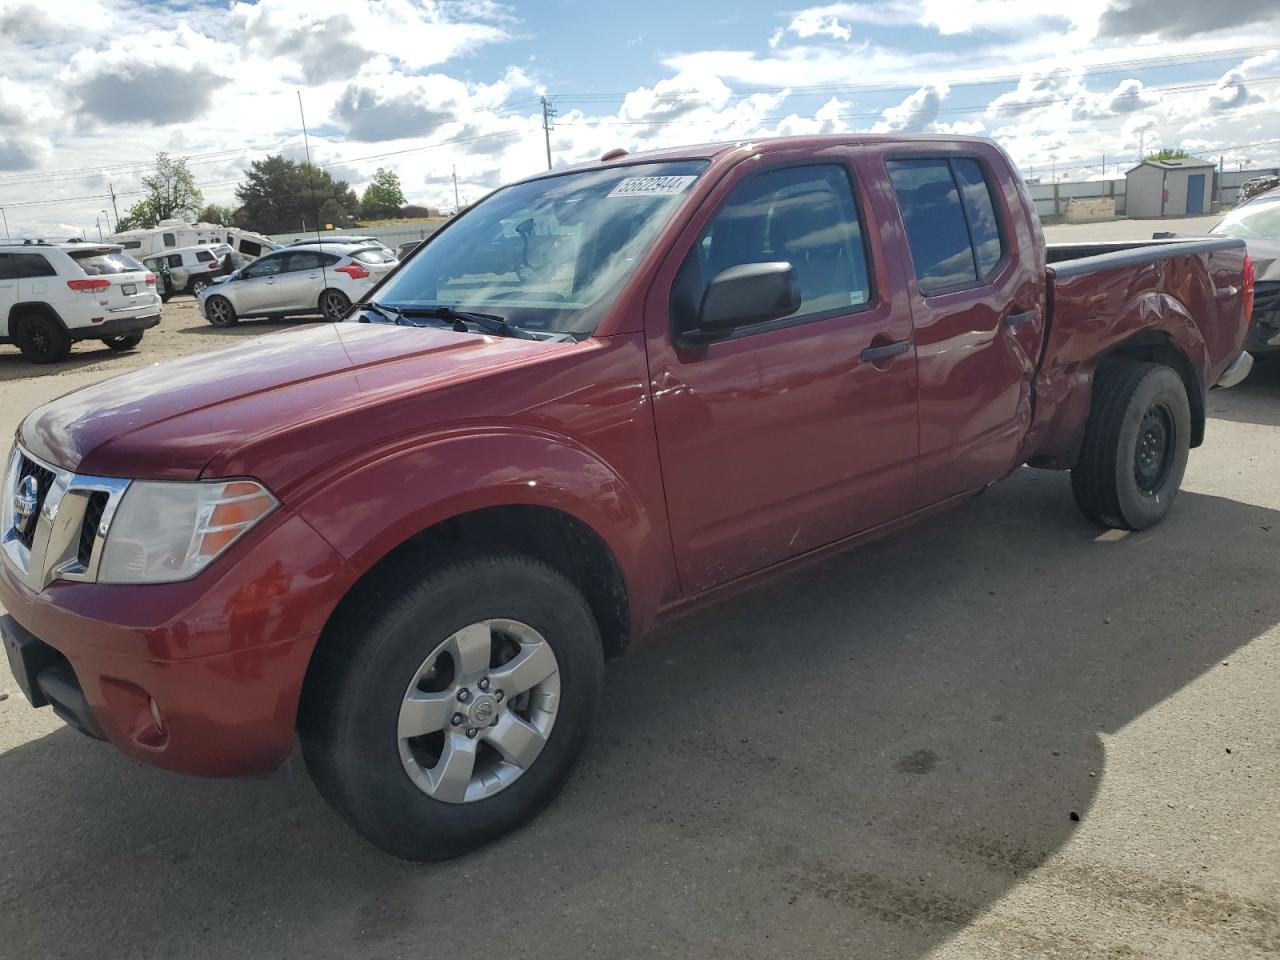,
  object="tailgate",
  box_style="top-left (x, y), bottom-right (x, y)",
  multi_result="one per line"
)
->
top-left (66, 248), bottom-right (157, 312)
